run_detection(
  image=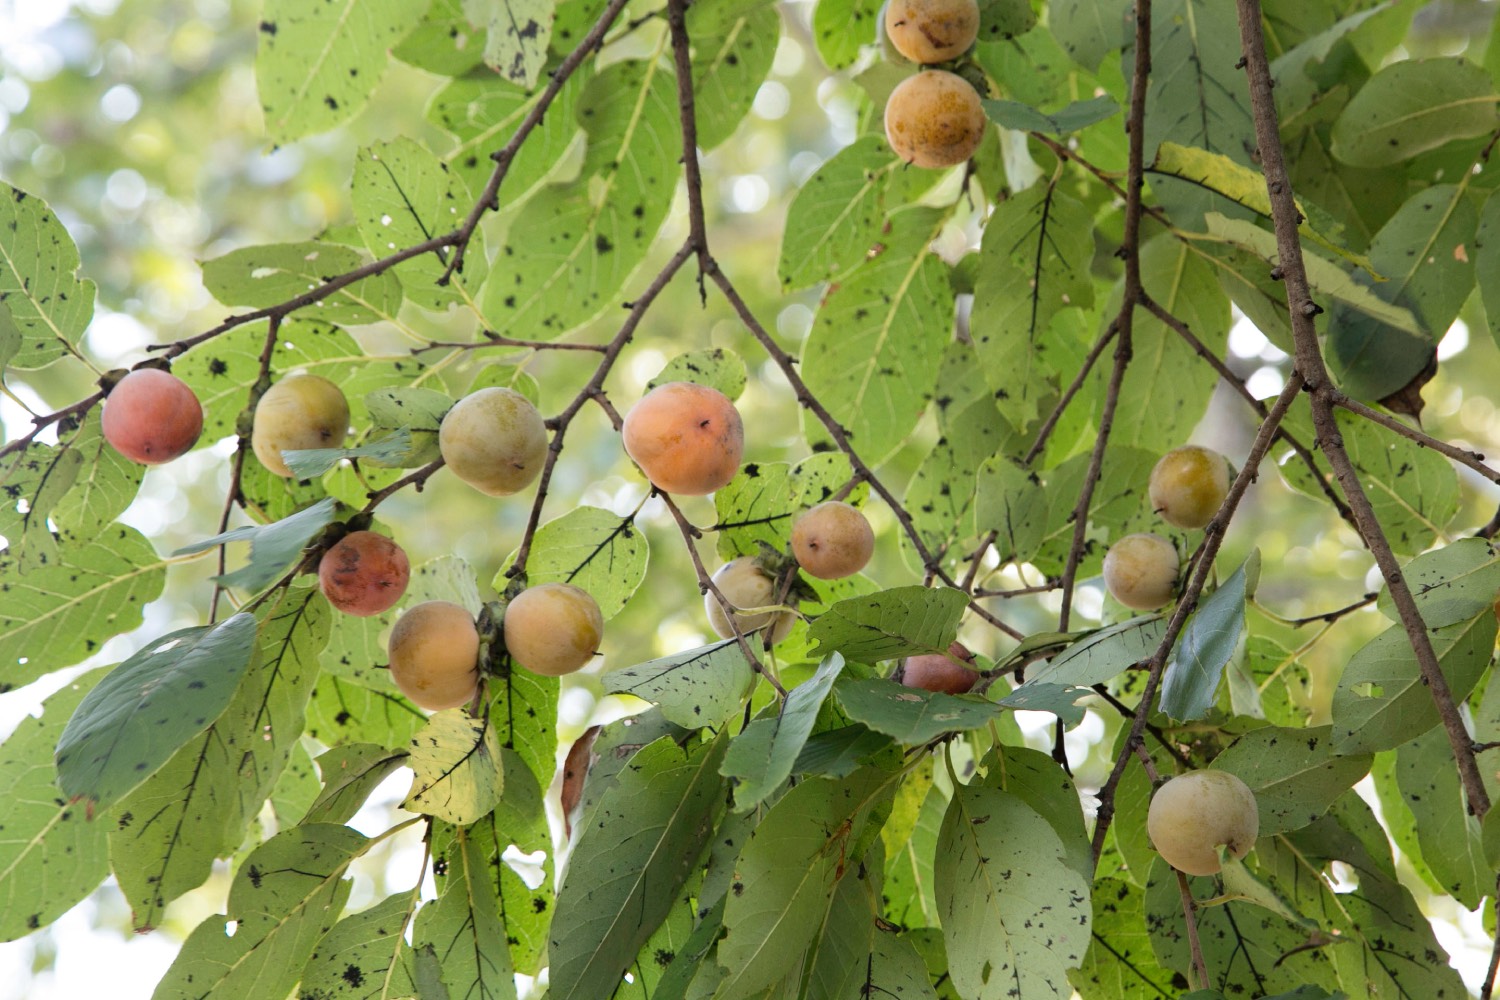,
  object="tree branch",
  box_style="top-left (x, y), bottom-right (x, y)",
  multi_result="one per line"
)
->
top-left (1234, 0), bottom-right (1490, 819)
